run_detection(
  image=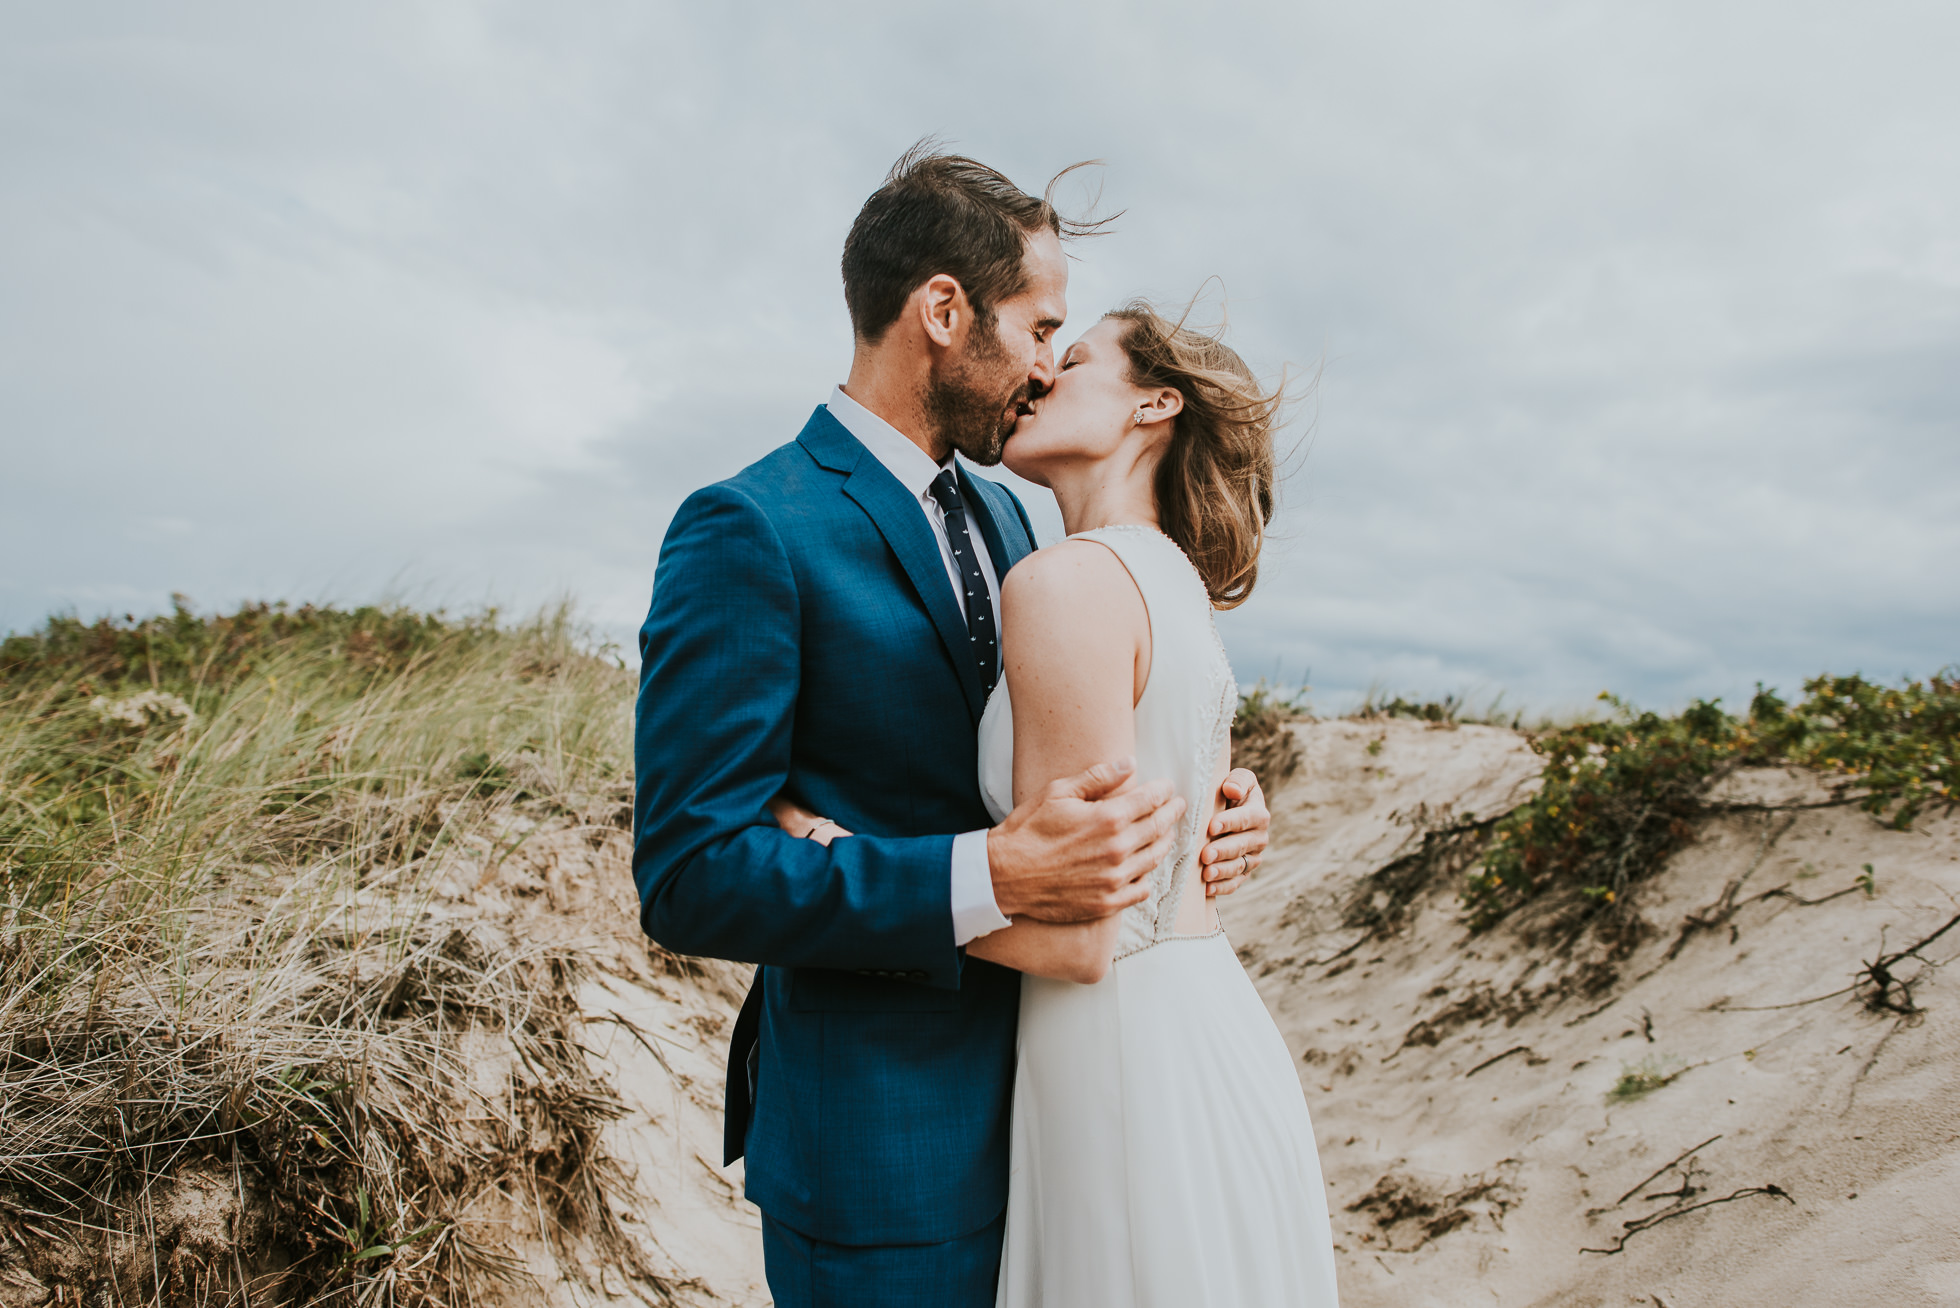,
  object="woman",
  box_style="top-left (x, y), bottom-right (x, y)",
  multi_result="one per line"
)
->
top-left (783, 301), bottom-right (1339, 1306)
